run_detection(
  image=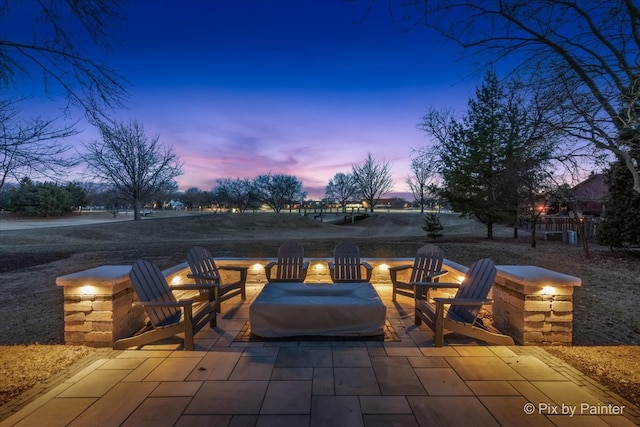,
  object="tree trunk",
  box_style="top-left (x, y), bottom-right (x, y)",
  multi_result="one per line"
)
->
top-left (134, 200), bottom-right (142, 221)
top-left (487, 222), bottom-right (494, 239)
top-left (576, 219), bottom-right (591, 259)
top-left (531, 225), bottom-right (537, 248)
